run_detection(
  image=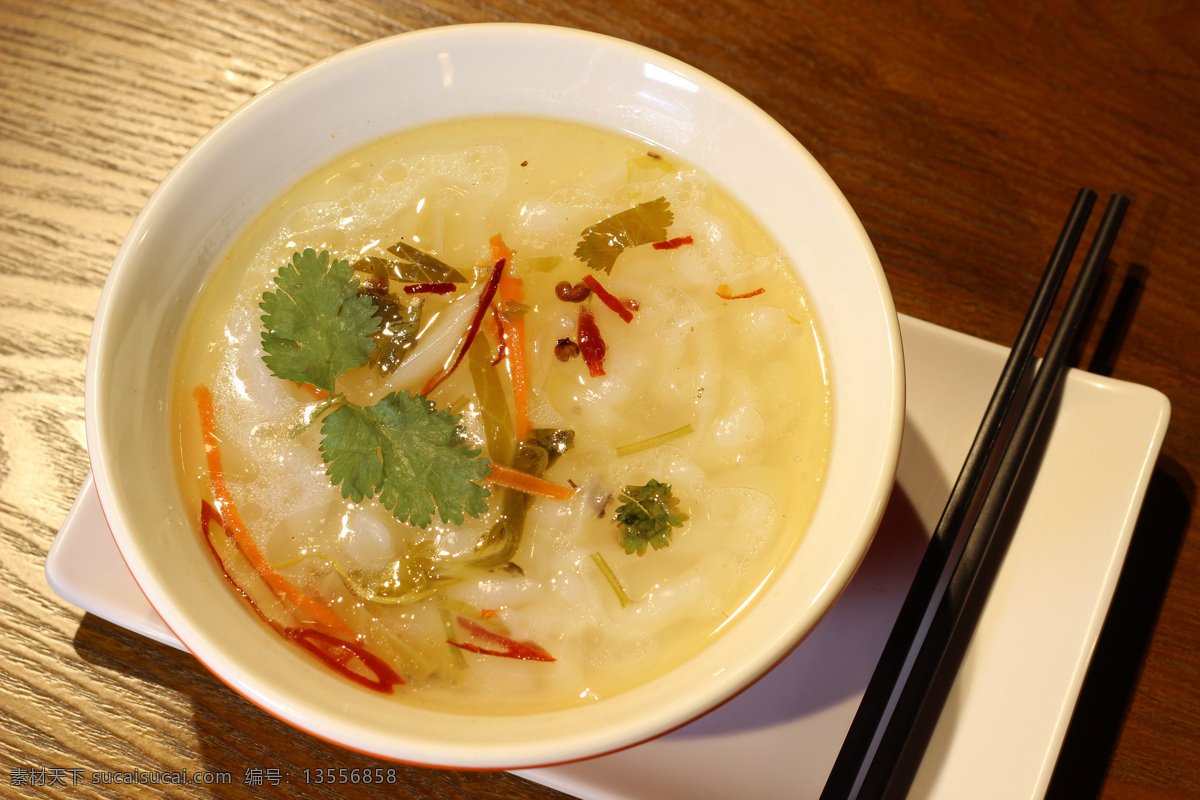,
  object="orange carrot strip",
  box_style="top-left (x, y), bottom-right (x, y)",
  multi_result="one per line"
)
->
top-left (486, 462), bottom-right (576, 501)
top-left (297, 382), bottom-right (329, 400)
top-left (492, 234), bottom-right (533, 439)
top-left (490, 234), bottom-right (513, 266)
top-left (502, 314), bottom-right (531, 438)
top-left (199, 500), bottom-right (276, 624)
top-left (193, 385), bottom-right (349, 634)
top-left (200, 502), bottom-right (402, 692)
top-left (502, 313), bottom-right (531, 438)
